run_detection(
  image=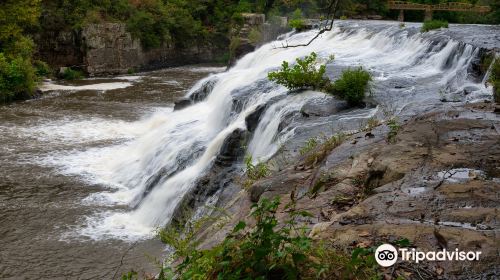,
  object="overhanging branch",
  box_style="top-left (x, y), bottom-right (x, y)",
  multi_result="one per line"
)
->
top-left (274, 0), bottom-right (340, 49)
